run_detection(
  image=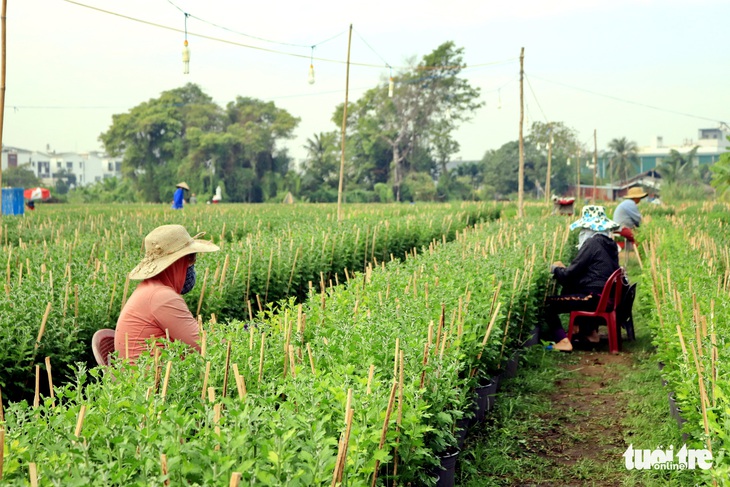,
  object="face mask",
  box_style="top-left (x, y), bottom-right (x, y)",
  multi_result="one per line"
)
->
top-left (181, 265), bottom-right (196, 294)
